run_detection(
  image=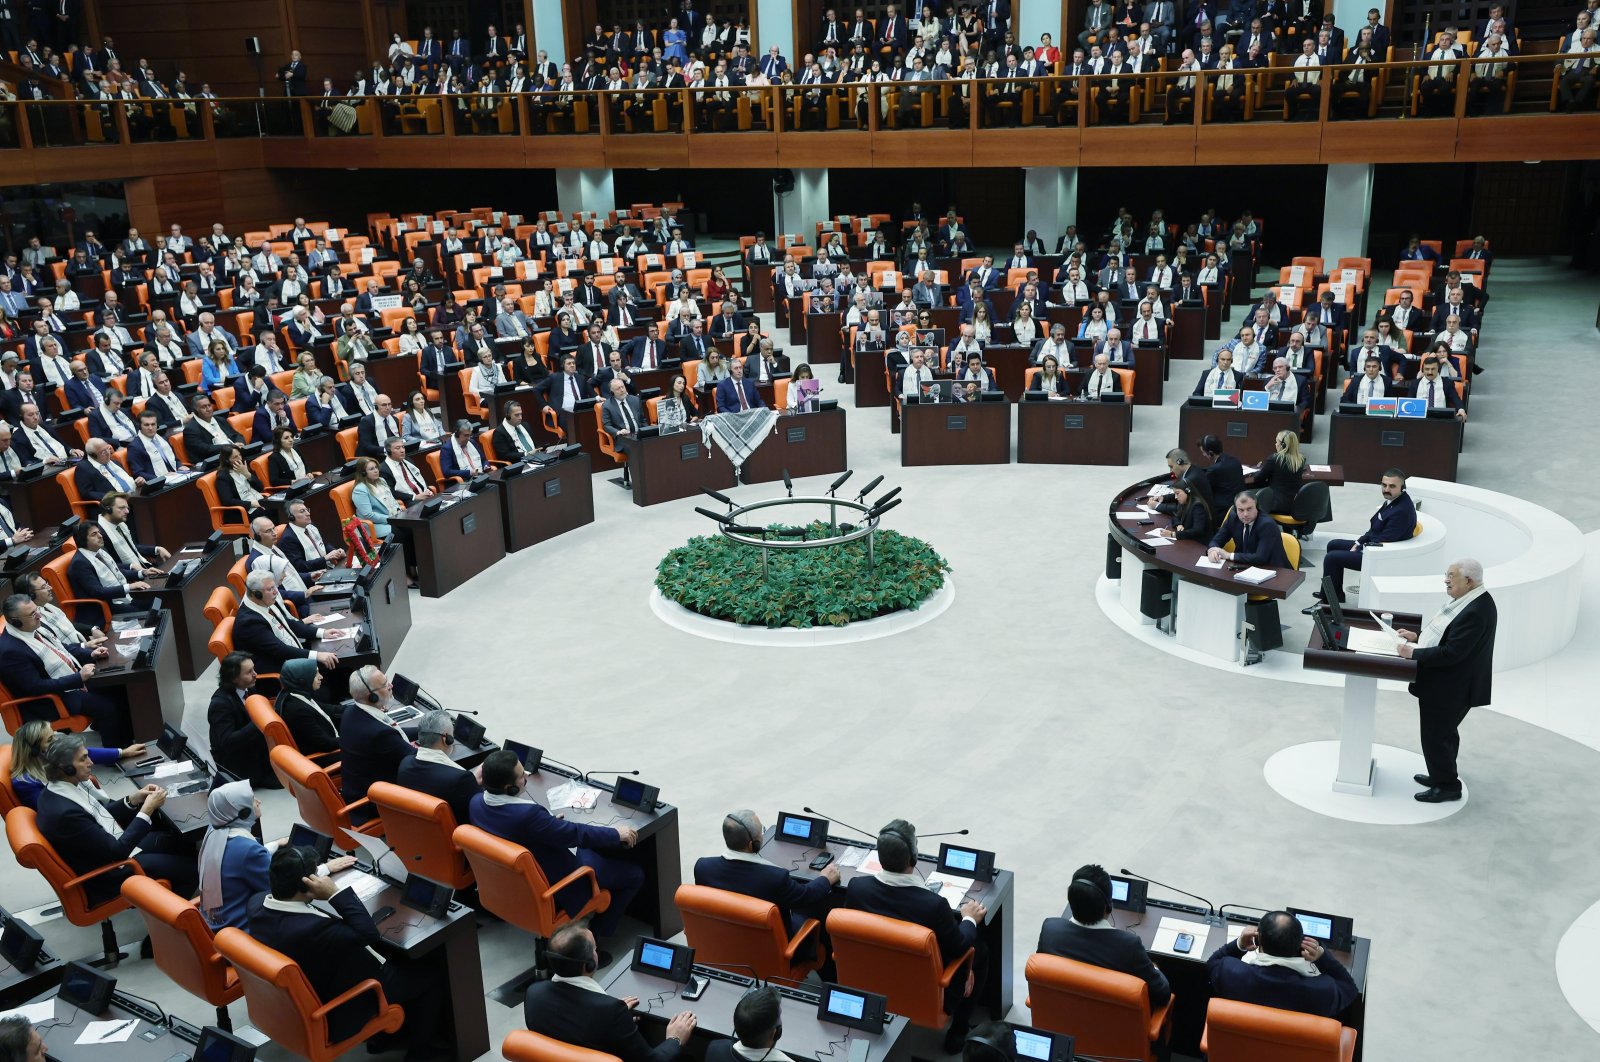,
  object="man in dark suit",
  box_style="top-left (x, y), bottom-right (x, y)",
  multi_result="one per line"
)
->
top-left (66, 520), bottom-right (151, 621)
top-left (524, 921), bottom-right (695, 1060)
top-left (601, 378), bottom-right (646, 488)
top-left (355, 393), bottom-right (403, 458)
top-left (1036, 864), bottom-right (1170, 1008)
top-left (1207, 911), bottom-right (1359, 1018)
top-left (1397, 559), bottom-right (1496, 802)
top-left (693, 809), bottom-right (838, 955)
top-left (705, 986), bottom-right (787, 1062)
top-left (744, 344), bottom-right (790, 384)
top-left (249, 846), bottom-right (447, 1057)
top-left (141, 372), bottom-right (190, 433)
top-left (339, 664), bottom-right (414, 822)
top-left (394, 709), bottom-right (480, 827)
top-left (469, 750), bottom-right (643, 938)
top-left (490, 401), bottom-right (542, 463)
top-left (541, 352), bottom-right (594, 442)
top-left (626, 331), bottom-right (671, 370)
top-left (0, 593), bottom-right (126, 745)
top-left (34, 734), bottom-right (195, 903)
top-left (1313, 468), bottom-right (1417, 608)
top-left (233, 569), bottom-right (339, 674)
top-left (714, 358), bottom-right (764, 412)
top-left (844, 820), bottom-right (987, 1053)
top-left (207, 652), bottom-right (276, 789)
top-left (278, 499), bottom-right (346, 578)
top-left (74, 439), bottom-right (141, 500)
top-left (252, 390), bottom-right (296, 445)
top-left (1206, 490), bottom-right (1290, 568)
top-left (182, 393), bottom-right (246, 463)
